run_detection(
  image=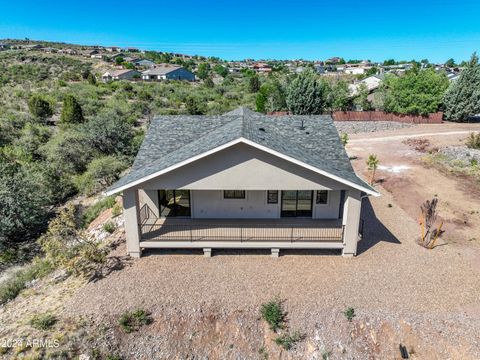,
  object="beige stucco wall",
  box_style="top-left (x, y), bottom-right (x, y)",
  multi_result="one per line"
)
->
top-left (137, 143), bottom-right (354, 191)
